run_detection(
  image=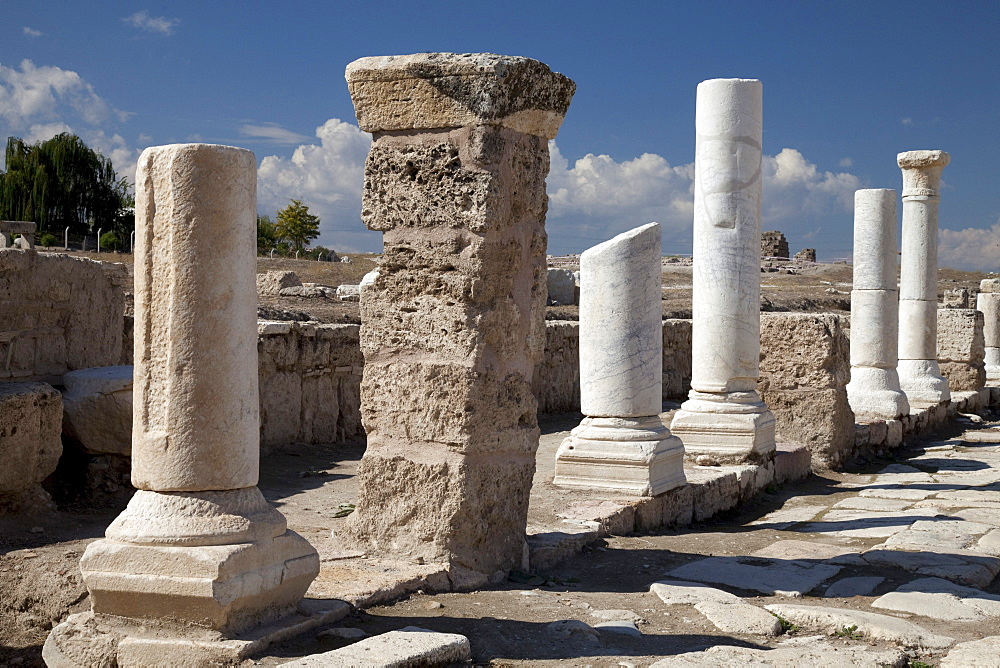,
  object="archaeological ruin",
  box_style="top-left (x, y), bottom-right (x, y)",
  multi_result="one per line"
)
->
top-left (1, 52), bottom-right (999, 667)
